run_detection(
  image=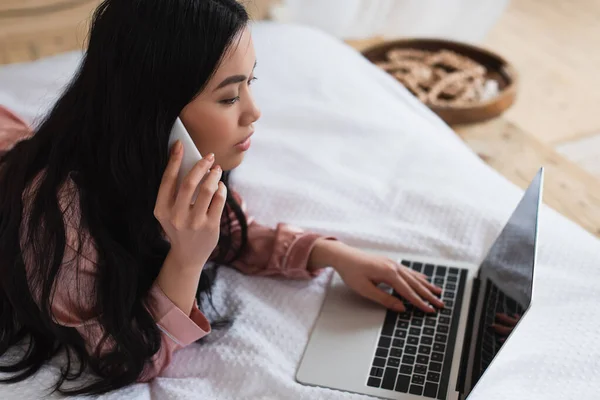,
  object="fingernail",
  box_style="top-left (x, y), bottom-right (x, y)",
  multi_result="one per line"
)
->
top-left (214, 165), bottom-right (222, 172)
top-left (173, 140), bottom-right (182, 154)
top-left (206, 153), bottom-right (215, 161)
